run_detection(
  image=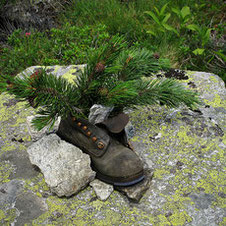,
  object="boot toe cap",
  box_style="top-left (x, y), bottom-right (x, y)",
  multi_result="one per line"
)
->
top-left (93, 144), bottom-right (144, 185)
